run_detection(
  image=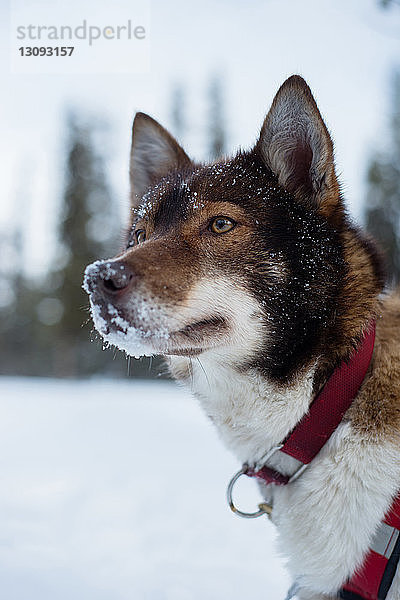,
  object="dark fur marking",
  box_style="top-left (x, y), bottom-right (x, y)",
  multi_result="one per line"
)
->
top-left (131, 148), bottom-right (384, 383)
